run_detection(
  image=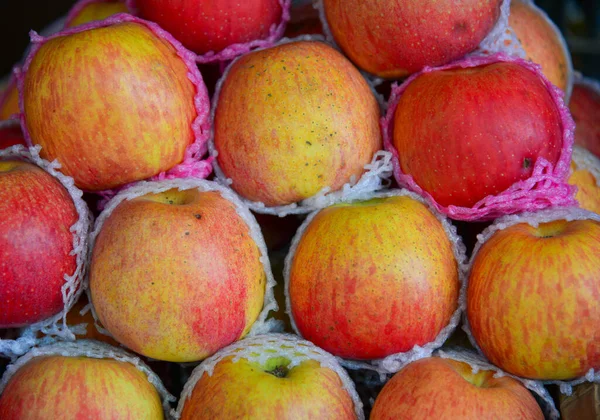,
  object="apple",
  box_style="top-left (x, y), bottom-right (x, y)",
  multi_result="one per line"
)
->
top-left (214, 40), bottom-right (381, 207)
top-left (569, 146), bottom-right (600, 214)
top-left (288, 194), bottom-right (460, 360)
top-left (322, 0), bottom-right (502, 78)
top-left (134, 0), bottom-right (283, 56)
top-left (509, 0), bottom-right (572, 97)
top-left (0, 77), bottom-right (19, 120)
top-left (570, 78), bottom-right (600, 158)
top-left (90, 183), bottom-right (268, 362)
top-left (63, 294), bottom-right (121, 347)
top-left (65, 0), bottom-right (130, 28)
top-left (177, 334), bottom-right (359, 419)
top-left (371, 357), bottom-right (543, 419)
top-left (467, 212), bottom-right (600, 380)
top-left (0, 343), bottom-right (165, 419)
top-left (389, 56), bottom-right (568, 212)
top-left (0, 160), bottom-right (78, 328)
top-left (0, 121), bottom-right (26, 149)
top-left (20, 15), bottom-right (208, 191)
